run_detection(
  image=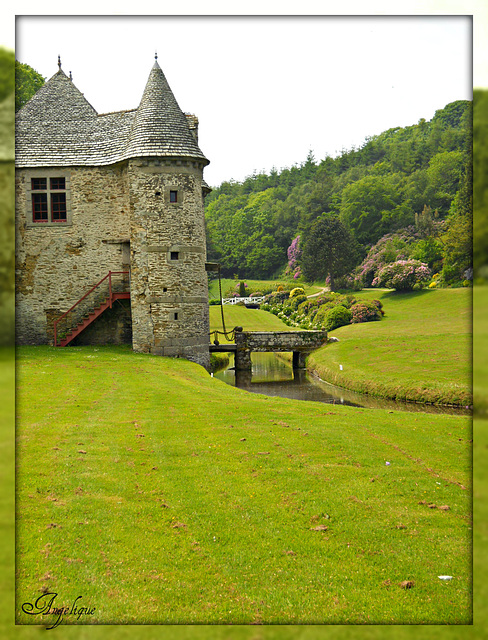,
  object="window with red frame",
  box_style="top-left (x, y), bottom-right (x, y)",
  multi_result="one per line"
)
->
top-left (31, 177), bottom-right (67, 223)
